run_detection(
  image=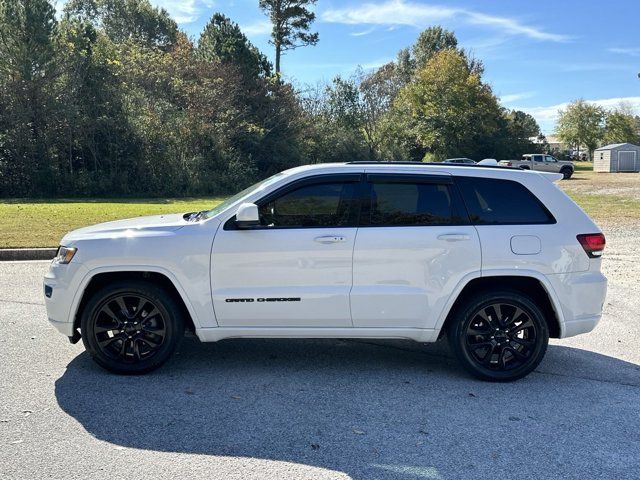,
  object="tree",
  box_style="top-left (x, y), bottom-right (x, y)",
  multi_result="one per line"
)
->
top-left (556, 100), bottom-right (604, 160)
top-left (0, 0), bottom-right (58, 195)
top-left (197, 13), bottom-right (271, 78)
top-left (412, 26), bottom-right (457, 70)
top-left (259, 0), bottom-right (318, 75)
top-left (603, 103), bottom-right (639, 145)
top-left (391, 49), bottom-right (503, 160)
top-left (64, 0), bottom-right (178, 49)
